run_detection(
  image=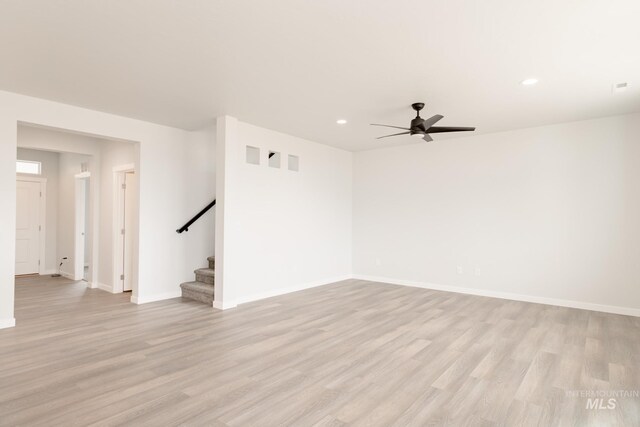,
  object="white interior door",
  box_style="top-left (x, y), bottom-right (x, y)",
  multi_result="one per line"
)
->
top-left (123, 171), bottom-right (137, 292)
top-left (15, 180), bottom-right (41, 275)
